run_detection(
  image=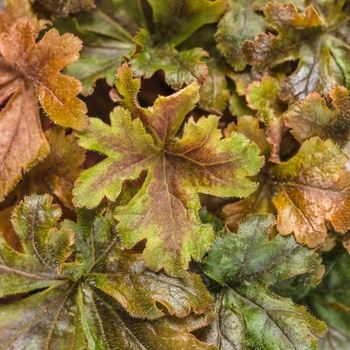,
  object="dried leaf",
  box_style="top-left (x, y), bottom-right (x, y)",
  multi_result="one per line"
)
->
top-left (272, 137), bottom-right (350, 247)
top-left (73, 64), bottom-right (263, 275)
top-left (201, 214), bottom-right (327, 349)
